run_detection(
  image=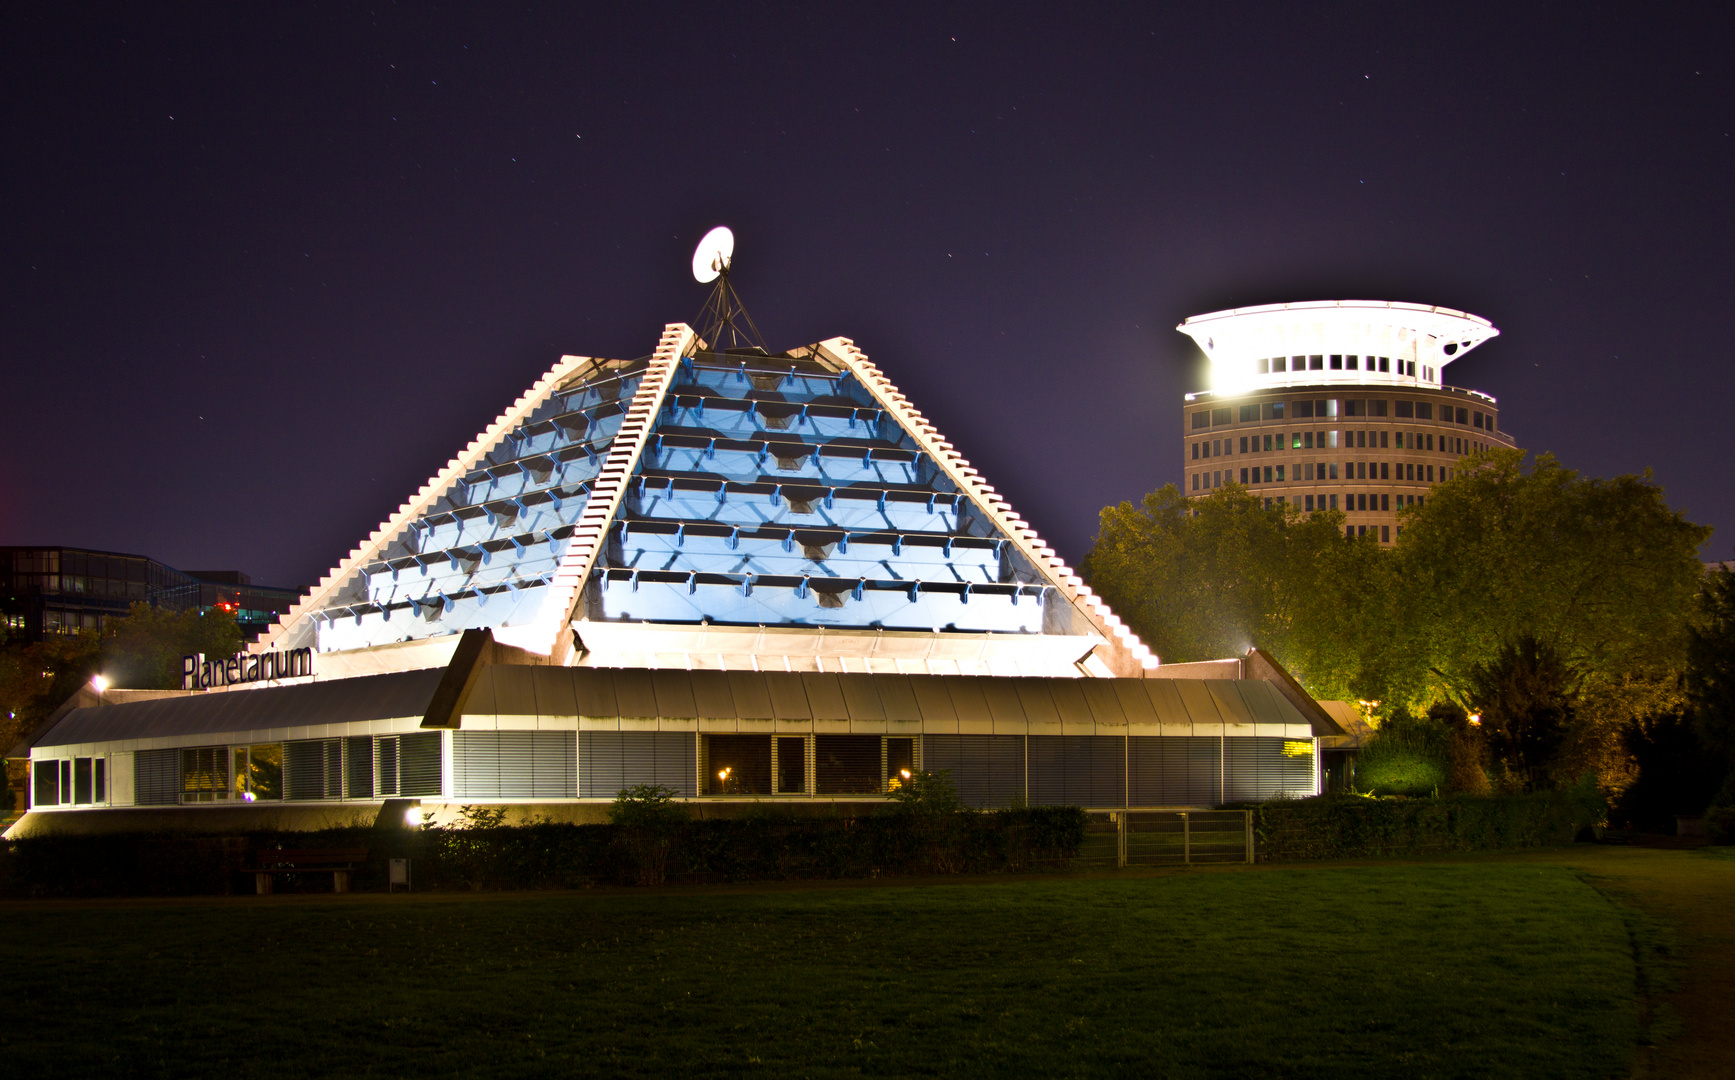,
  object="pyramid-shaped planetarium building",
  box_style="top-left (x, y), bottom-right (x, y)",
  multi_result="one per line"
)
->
top-left (21, 302), bottom-right (1333, 826)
